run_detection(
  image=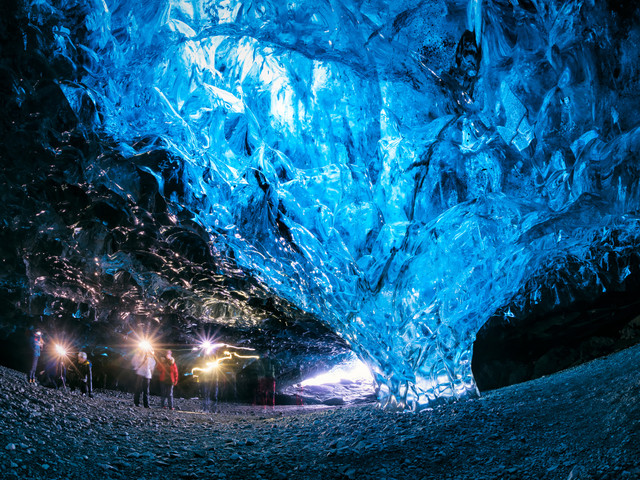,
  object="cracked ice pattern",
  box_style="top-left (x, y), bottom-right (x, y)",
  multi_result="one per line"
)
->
top-left (12, 0), bottom-right (640, 409)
